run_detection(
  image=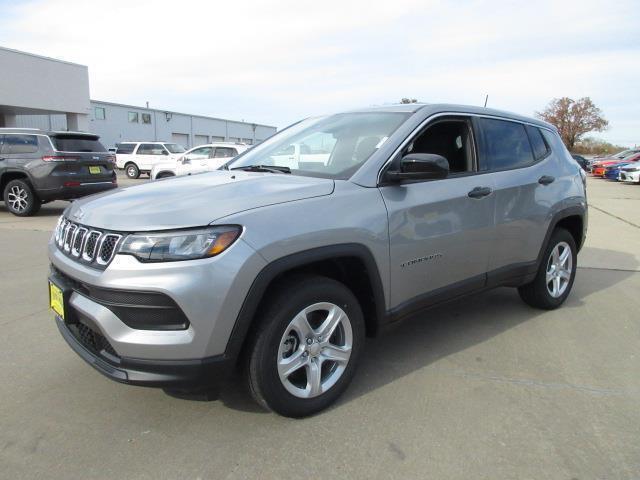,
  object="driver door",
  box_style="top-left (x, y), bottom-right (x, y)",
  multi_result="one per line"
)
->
top-left (379, 116), bottom-right (495, 310)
